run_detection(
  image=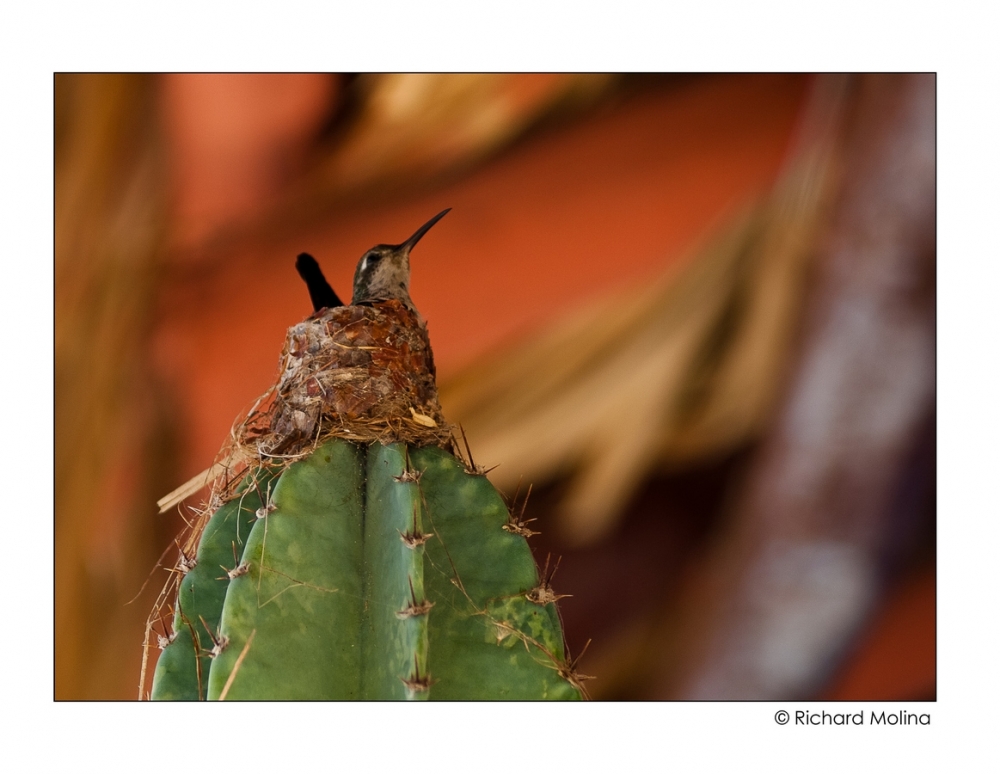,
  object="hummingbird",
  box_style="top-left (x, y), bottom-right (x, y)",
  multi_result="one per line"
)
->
top-left (295, 208), bottom-right (451, 315)
top-left (157, 209), bottom-right (454, 514)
